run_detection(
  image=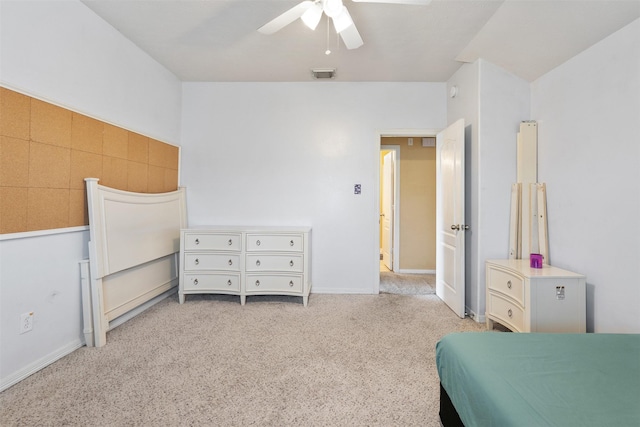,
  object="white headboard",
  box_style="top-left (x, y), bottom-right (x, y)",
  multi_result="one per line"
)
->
top-left (83, 178), bottom-right (187, 347)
